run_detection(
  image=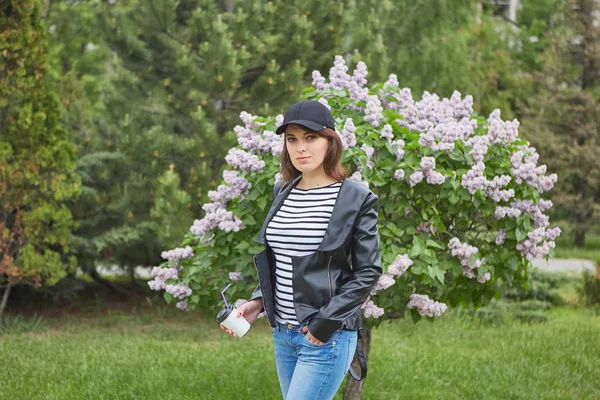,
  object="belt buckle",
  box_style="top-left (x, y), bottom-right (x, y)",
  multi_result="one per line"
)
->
top-left (287, 324), bottom-right (293, 329)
